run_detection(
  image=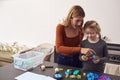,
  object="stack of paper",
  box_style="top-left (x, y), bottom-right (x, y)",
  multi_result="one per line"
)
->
top-left (15, 72), bottom-right (56, 80)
